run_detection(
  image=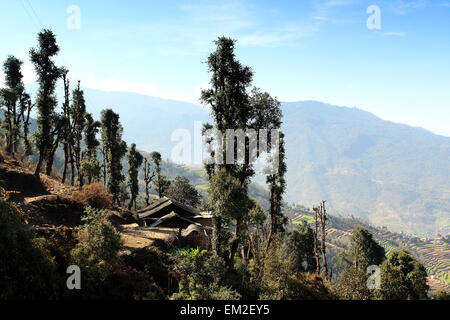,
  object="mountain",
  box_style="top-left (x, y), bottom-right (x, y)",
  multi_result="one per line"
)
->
top-left (282, 101), bottom-right (450, 237)
top-left (30, 86), bottom-right (449, 237)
